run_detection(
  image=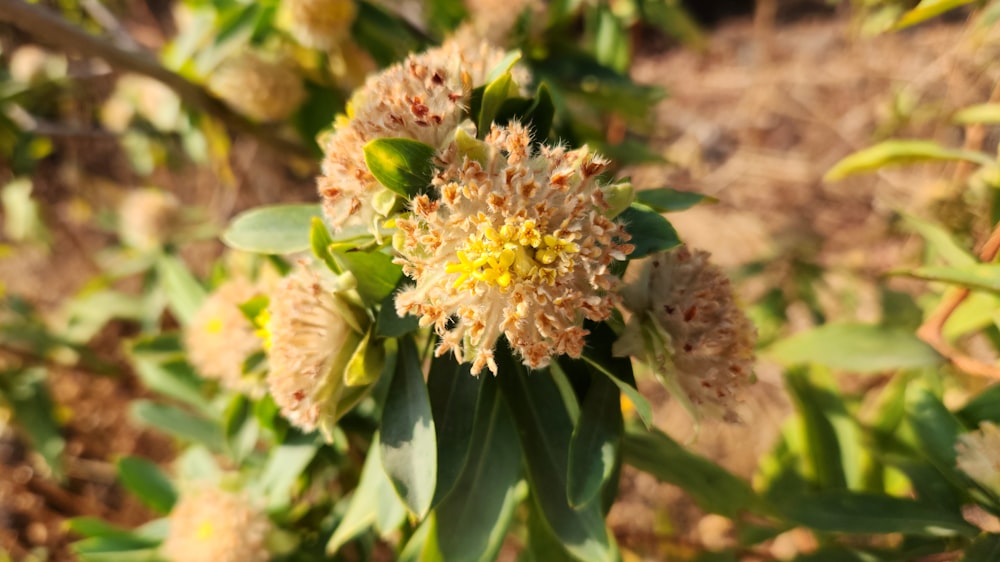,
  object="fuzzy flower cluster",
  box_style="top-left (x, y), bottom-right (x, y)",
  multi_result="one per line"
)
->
top-left (265, 264), bottom-right (367, 433)
top-left (117, 188), bottom-right (181, 251)
top-left (207, 52), bottom-right (305, 122)
top-left (615, 246), bottom-right (756, 422)
top-left (464, 0), bottom-right (533, 45)
top-left (317, 30), bottom-right (513, 232)
top-left (184, 278), bottom-right (266, 397)
top-left (161, 486), bottom-right (271, 562)
top-left (957, 421), bottom-right (1000, 495)
top-left (394, 122), bottom-right (633, 375)
top-left (284, 0), bottom-right (356, 50)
